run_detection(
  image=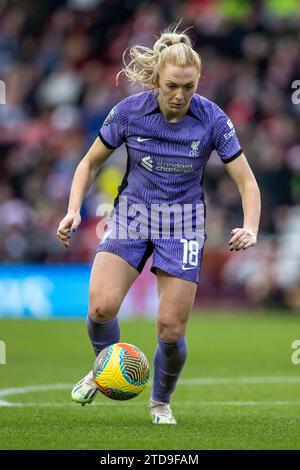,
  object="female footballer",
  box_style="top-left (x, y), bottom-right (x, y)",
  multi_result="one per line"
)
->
top-left (57, 26), bottom-right (260, 424)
